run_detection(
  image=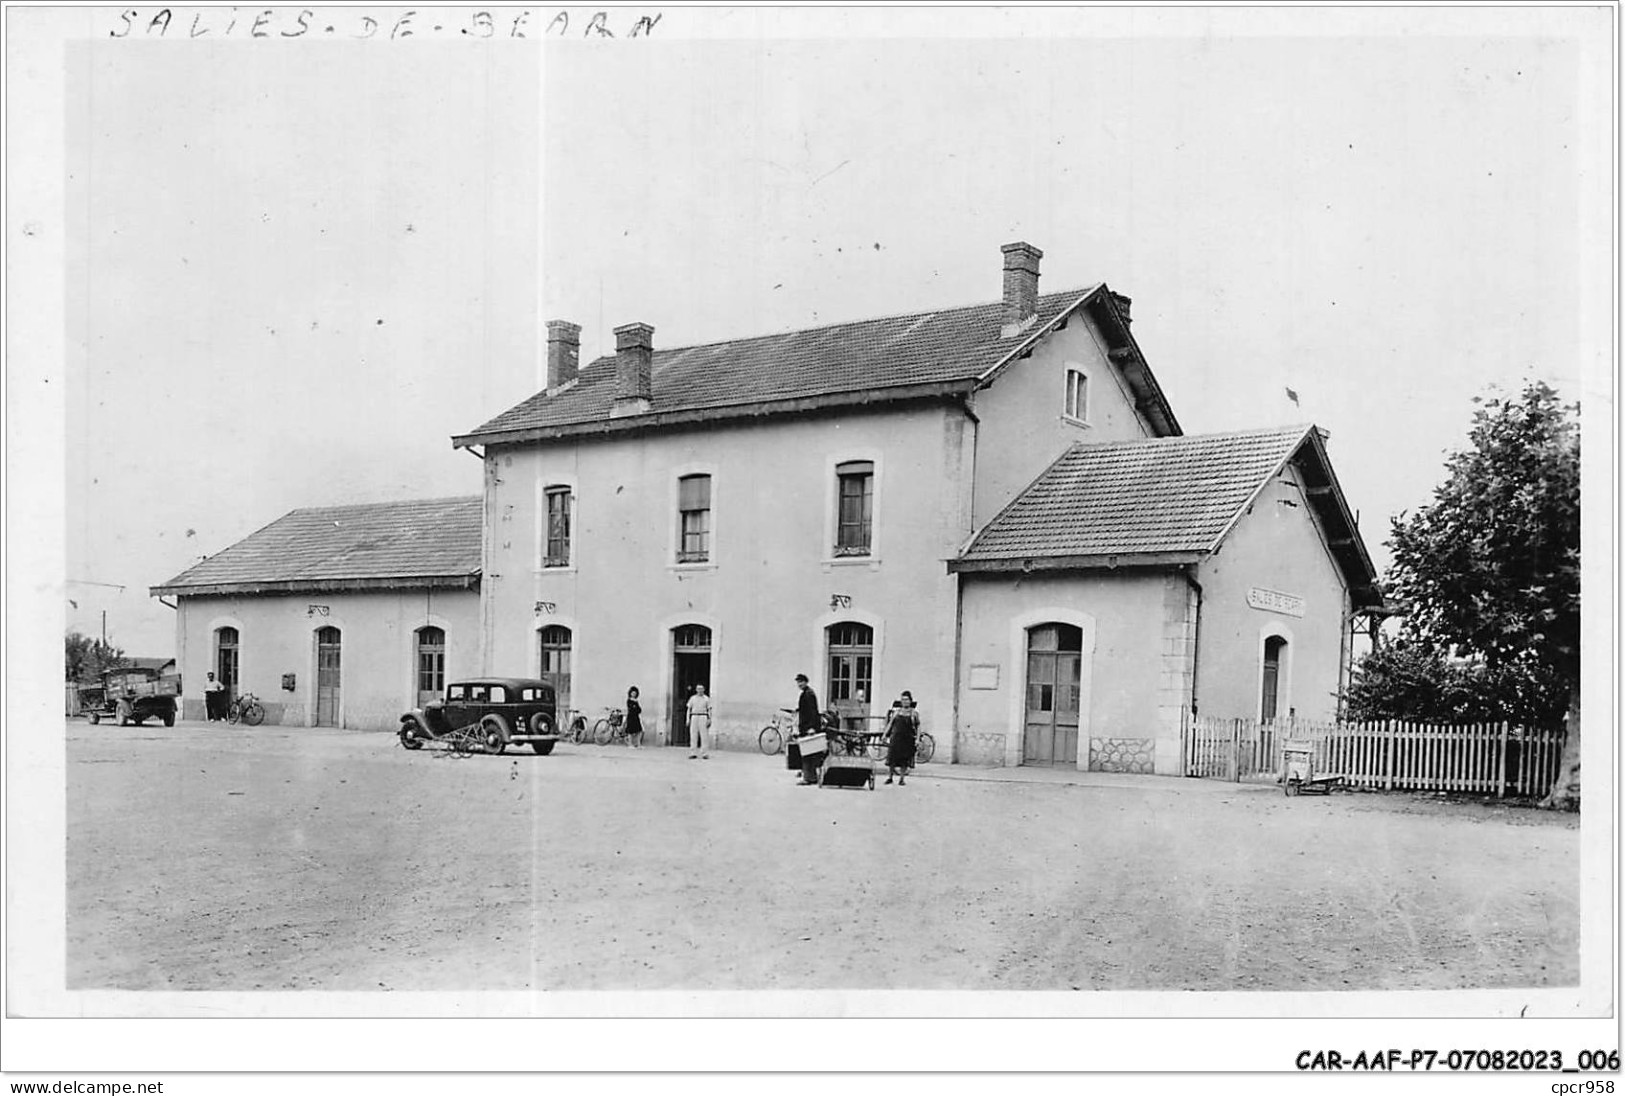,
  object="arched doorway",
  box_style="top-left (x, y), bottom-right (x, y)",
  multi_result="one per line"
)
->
top-left (415, 626), bottom-right (445, 706)
top-left (826, 621), bottom-right (874, 732)
top-left (214, 626), bottom-right (240, 702)
top-left (669, 624), bottom-right (711, 746)
top-left (1023, 623), bottom-right (1082, 766)
top-left (538, 624), bottom-right (573, 717)
top-left (315, 626), bottom-right (342, 726)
